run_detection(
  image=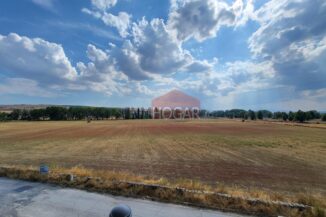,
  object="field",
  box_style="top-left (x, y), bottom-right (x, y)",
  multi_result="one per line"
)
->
top-left (0, 119), bottom-right (325, 199)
